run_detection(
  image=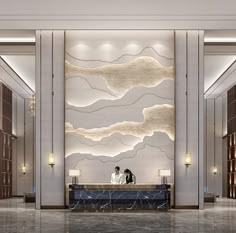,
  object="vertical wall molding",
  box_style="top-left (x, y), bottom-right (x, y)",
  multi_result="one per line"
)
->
top-left (23, 99), bottom-right (26, 170)
top-left (175, 30), bottom-right (187, 206)
top-left (214, 99), bottom-right (216, 170)
top-left (186, 31), bottom-right (189, 156)
top-left (198, 30), bottom-right (204, 209)
top-left (51, 31), bottom-right (54, 156)
top-left (215, 97), bottom-right (223, 196)
top-left (205, 97), bottom-right (223, 197)
top-left (35, 30), bottom-right (41, 209)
